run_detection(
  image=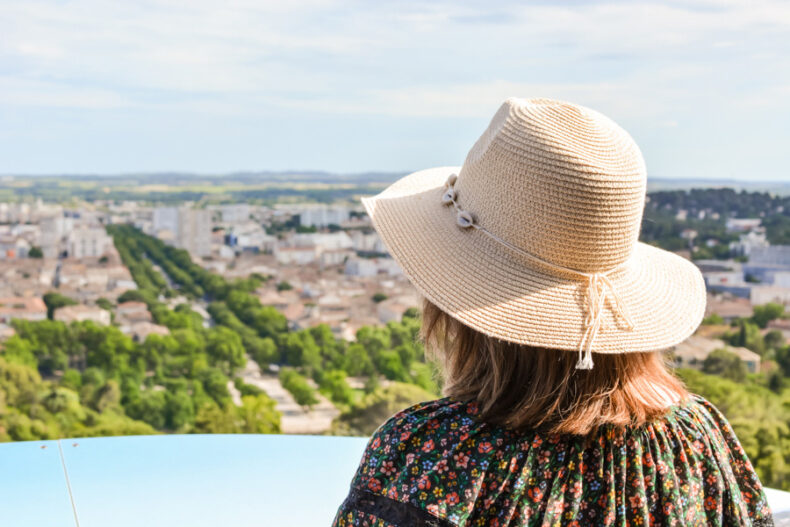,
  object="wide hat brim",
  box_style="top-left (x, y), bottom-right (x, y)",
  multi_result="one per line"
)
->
top-left (363, 166), bottom-right (707, 354)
